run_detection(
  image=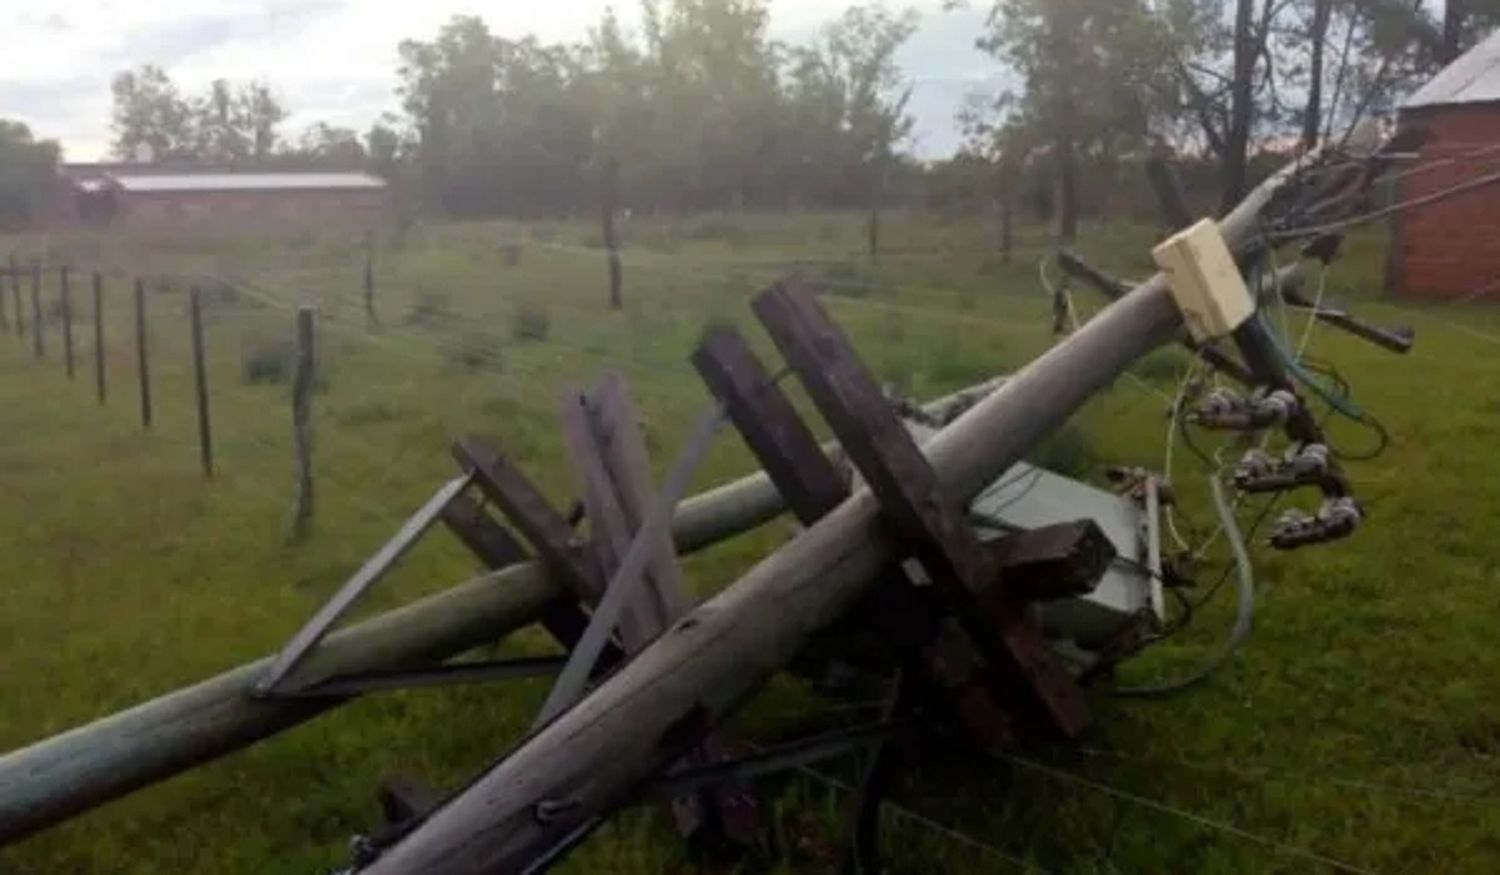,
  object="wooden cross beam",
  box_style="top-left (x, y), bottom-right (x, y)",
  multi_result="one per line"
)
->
top-left (692, 327), bottom-right (847, 526)
top-left (558, 374), bottom-right (758, 848)
top-left (985, 520), bottom-right (1116, 604)
top-left (452, 436), bottom-right (600, 604)
top-left (752, 281), bottom-right (1090, 737)
top-left (693, 323), bottom-right (1016, 744)
top-left (440, 494), bottom-right (598, 654)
